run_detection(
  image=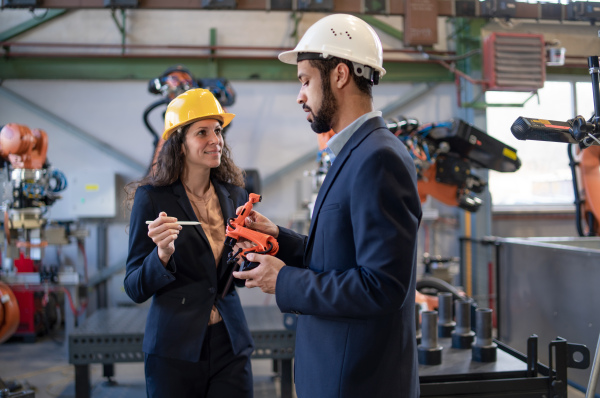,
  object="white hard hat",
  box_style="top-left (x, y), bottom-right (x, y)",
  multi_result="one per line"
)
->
top-left (279, 14), bottom-right (386, 84)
